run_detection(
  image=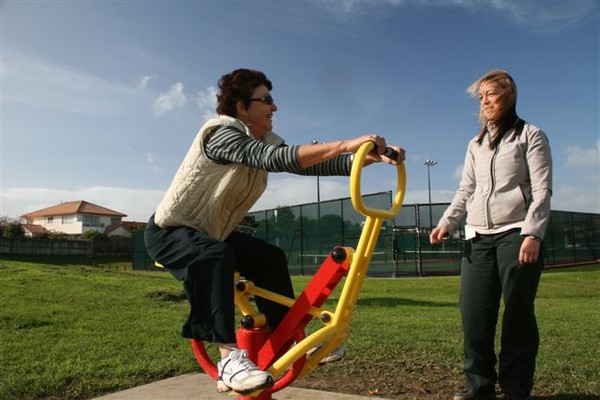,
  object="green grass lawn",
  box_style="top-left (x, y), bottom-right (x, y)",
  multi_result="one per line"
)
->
top-left (0, 257), bottom-right (598, 399)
